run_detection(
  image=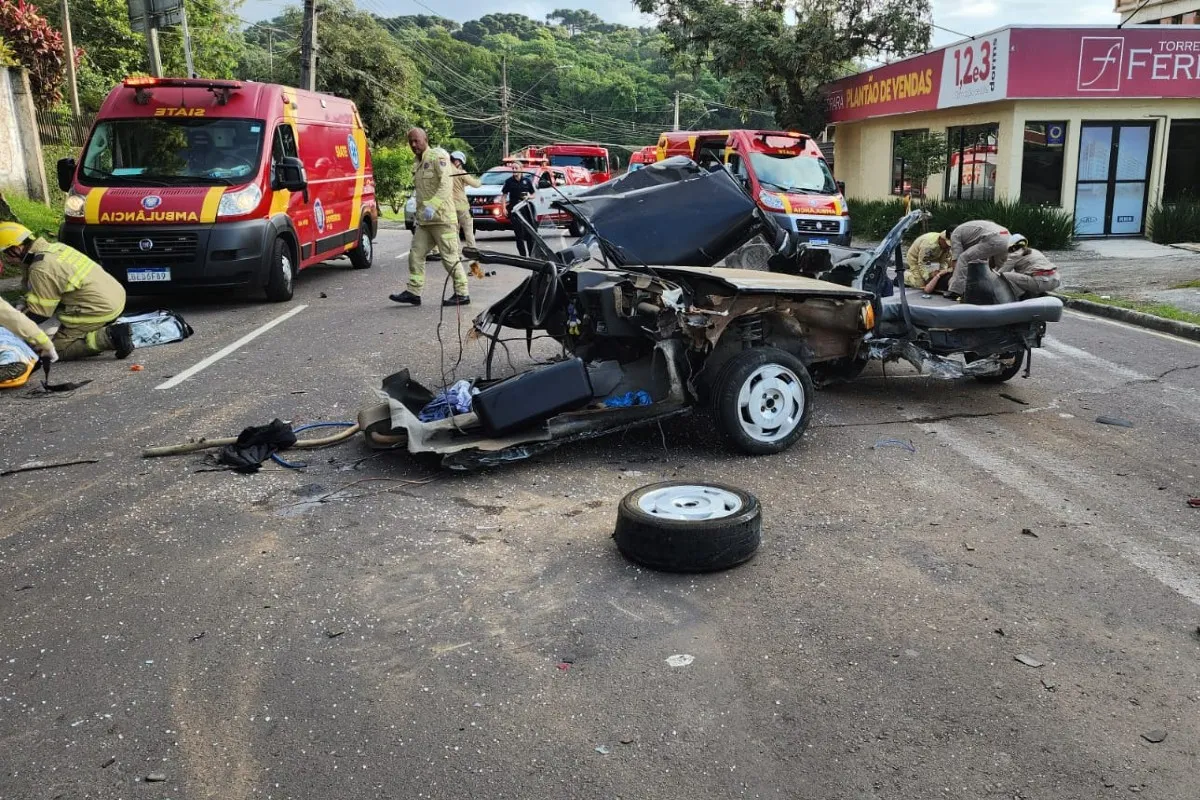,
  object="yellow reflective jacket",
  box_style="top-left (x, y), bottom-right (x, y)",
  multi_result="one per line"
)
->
top-left (23, 238), bottom-right (125, 327)
top-left (452, 171), bottom-right (482, 212)
top-left (0, 295), bottom-right (51, 350)
top-left (413, 147), bottom-right (456, 226)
